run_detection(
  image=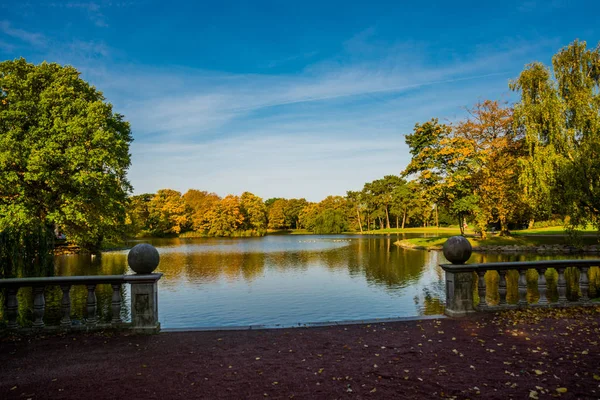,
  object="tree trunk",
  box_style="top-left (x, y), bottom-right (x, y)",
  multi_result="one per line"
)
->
top-left (385, 206), bottom-right (391, 229)
top-left (528, 218), bottom-right (535, 230)
top-left (435, 204), bottom-right (439, 229)
top-left (367, 216), bottom-right (370, 231)
top-left (402, 209), bottom-right (406, 229)
top-left (500, 217), bottom-right (510, 236)
top-left (396, 215), bottom-right (399, 229)
top-left (459, 215), bottom-right (465, 235)
top-left (378, 217), bottom-right (383, 230)
top-left (356, 207), bottom-right (363, 233)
